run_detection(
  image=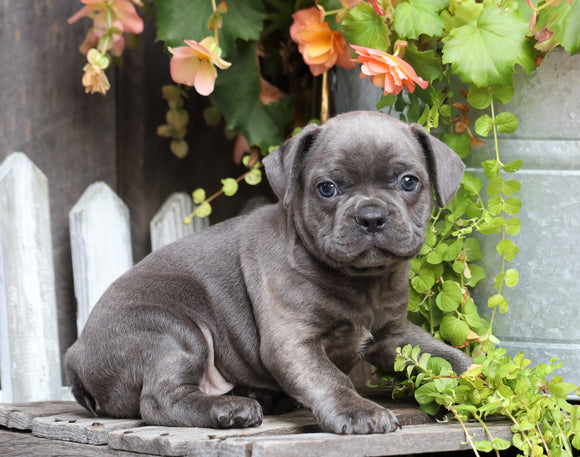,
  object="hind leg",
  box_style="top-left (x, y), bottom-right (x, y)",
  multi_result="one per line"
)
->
top-left (138, 331), bottom-right (263, 428)
top-left (140, 382), bottom-right (263, 428)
